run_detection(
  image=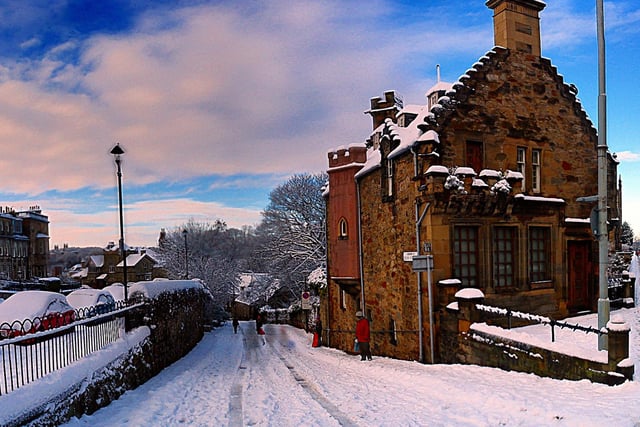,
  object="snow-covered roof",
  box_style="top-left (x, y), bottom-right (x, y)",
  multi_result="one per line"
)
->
top-left (90, 255), bottom-right (104, 268)
top-left (354, 147), bottom-right (381, 179)
top-left (235, 273), bottom-right (280, 306)
top-left (425, 80), bottom-right (453, 97)
top-left (117, 253), bottom-right (157, 268)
